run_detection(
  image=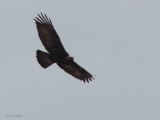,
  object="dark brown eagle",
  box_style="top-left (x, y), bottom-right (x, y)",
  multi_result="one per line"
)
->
top-left (34, 13), bottom-right (94, 83)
